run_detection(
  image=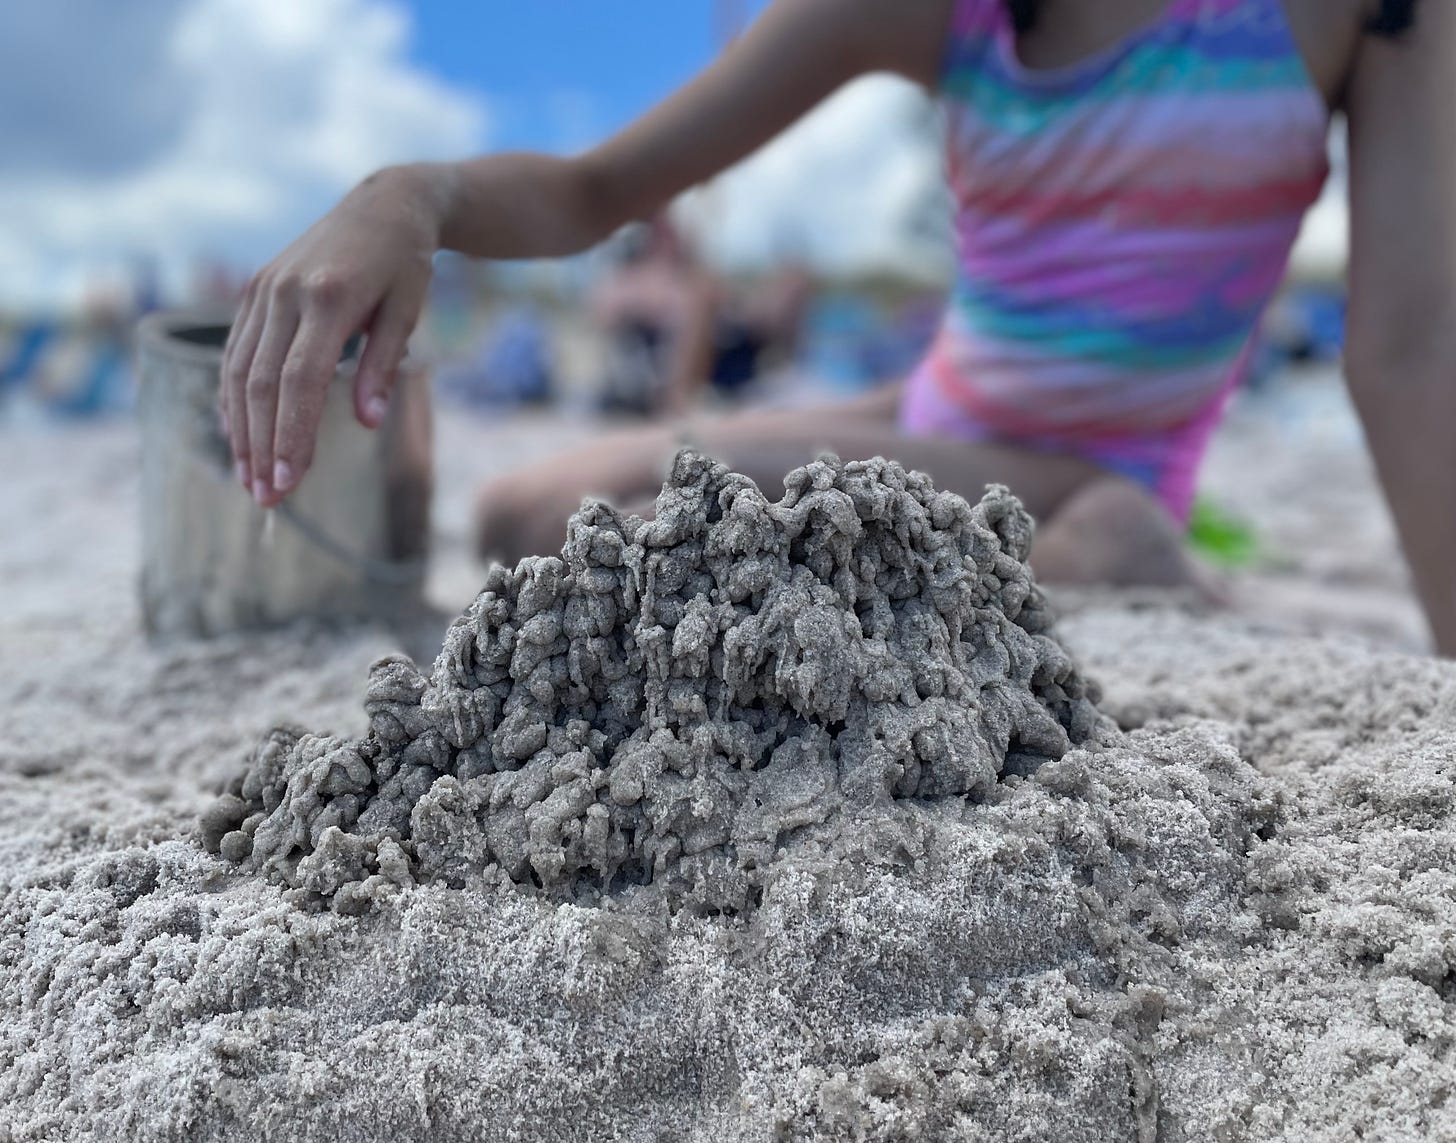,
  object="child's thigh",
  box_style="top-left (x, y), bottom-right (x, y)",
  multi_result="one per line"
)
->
top-left (694, 416), bottom-right (1103, 521)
